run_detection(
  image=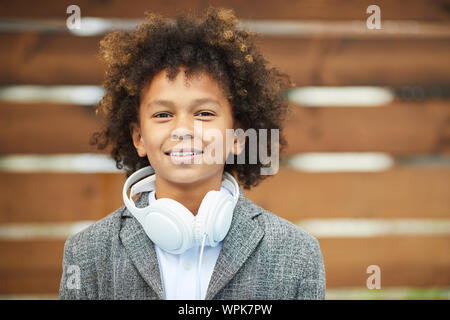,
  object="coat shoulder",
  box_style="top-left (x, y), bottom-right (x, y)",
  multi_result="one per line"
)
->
top-left (242, 196), bottom-right (319, 246)
top-left (63, 205), bottom-right (126, 263)
top-left (239, 196), bottom-right (326, 297)
top-left (241, 196), bottom-right (322, 264)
